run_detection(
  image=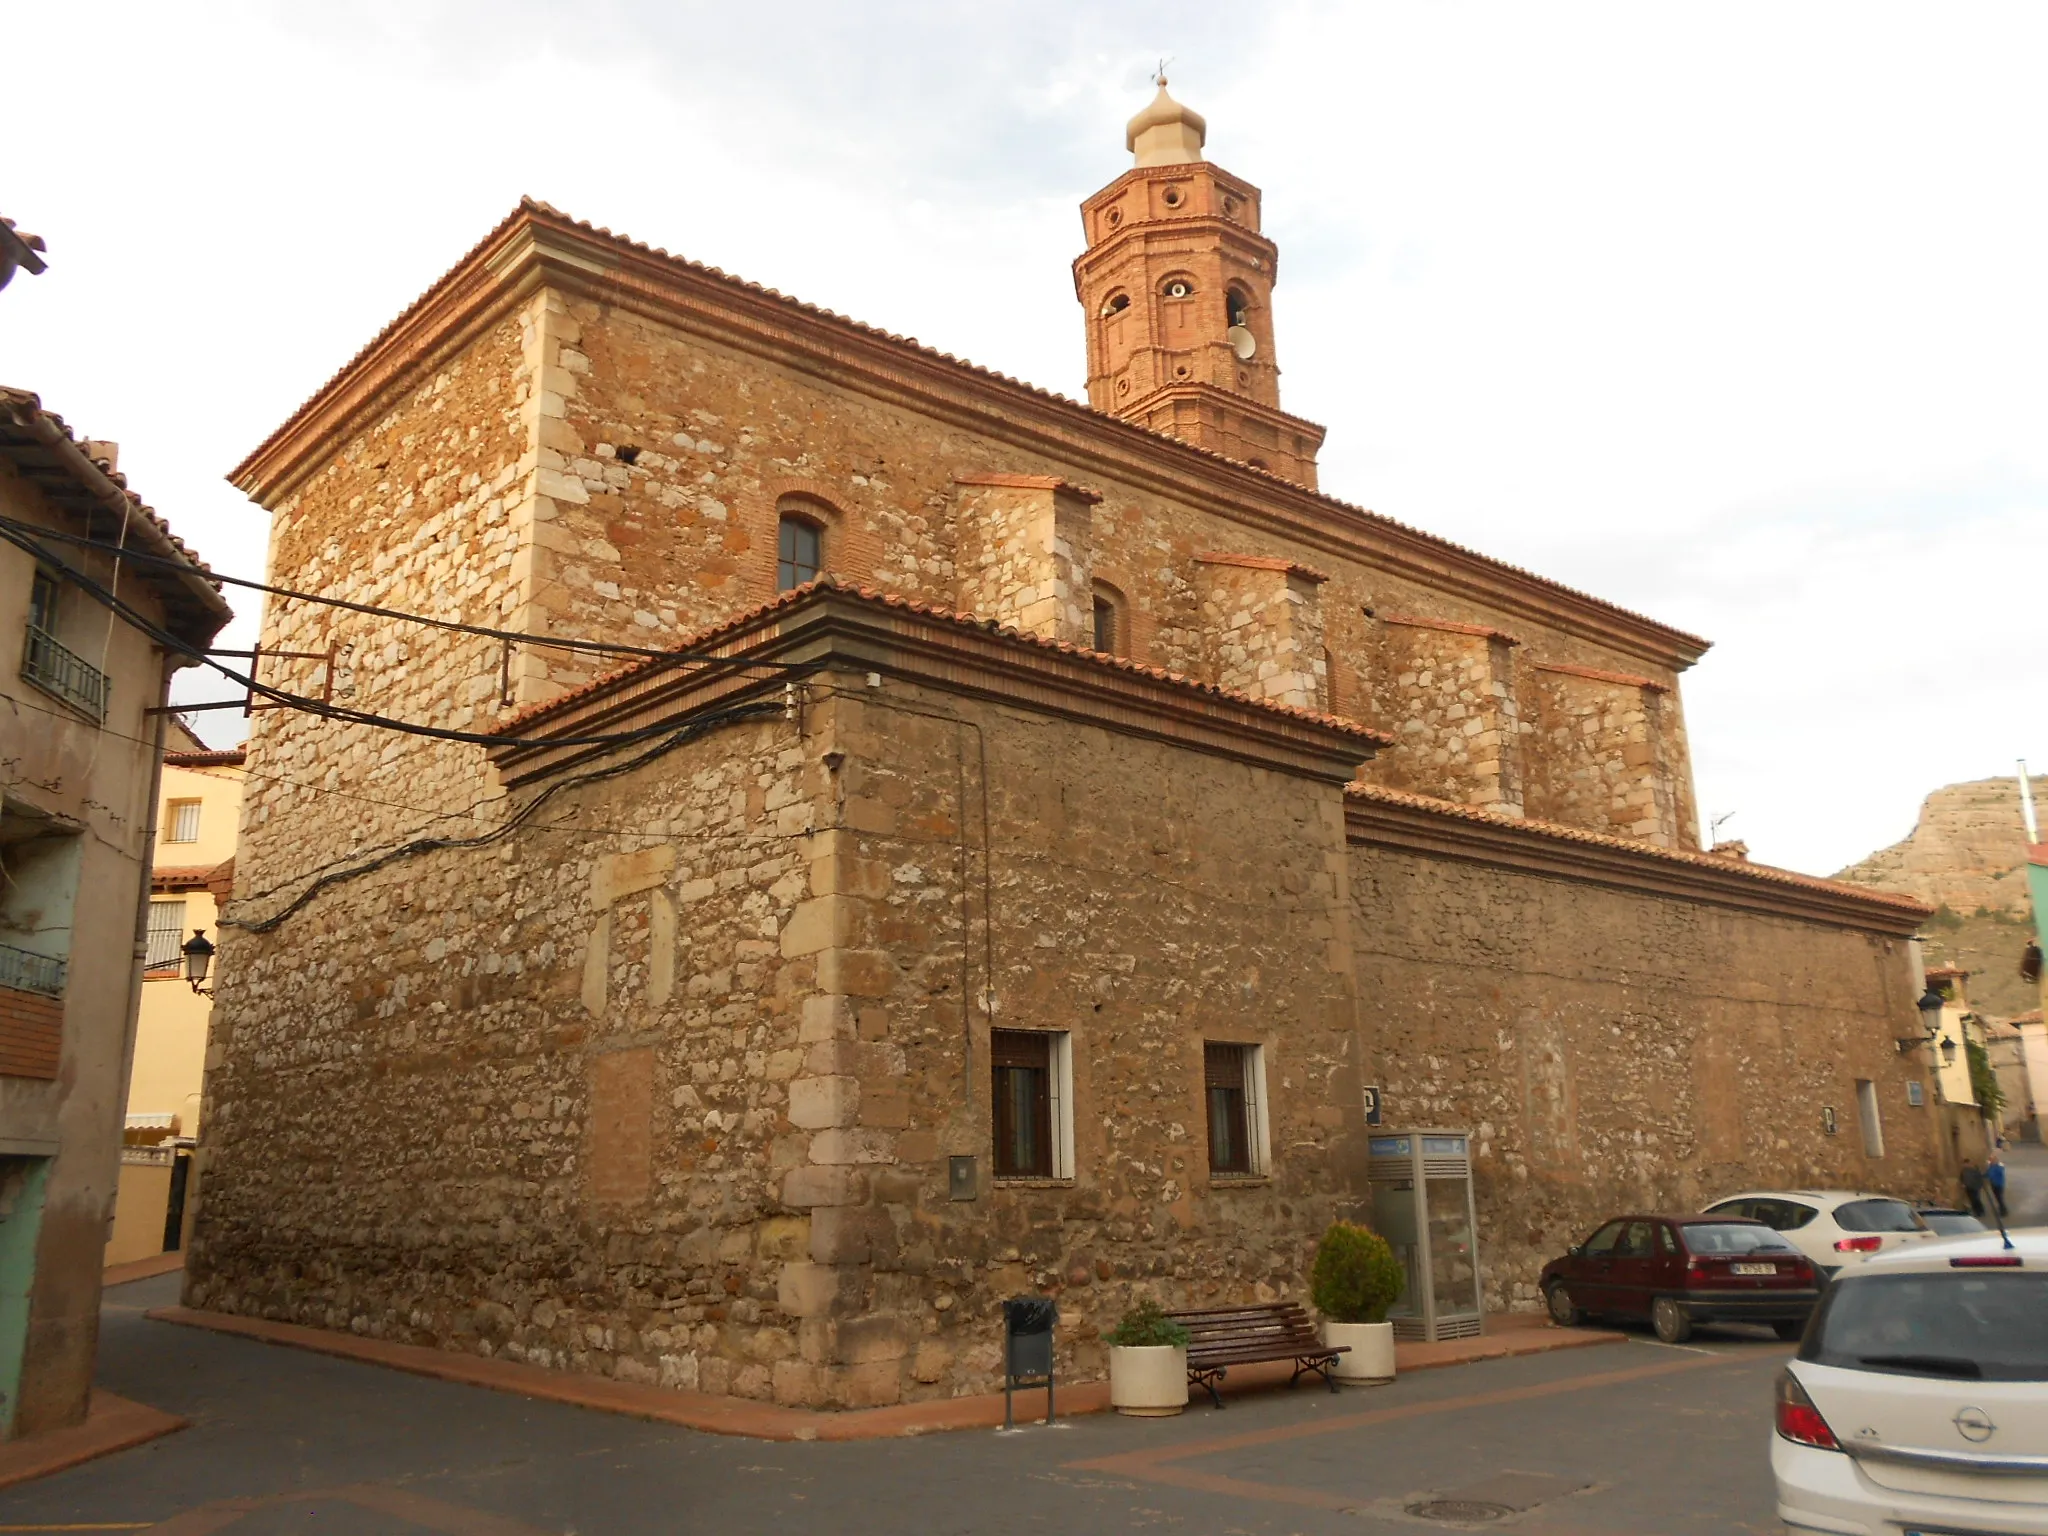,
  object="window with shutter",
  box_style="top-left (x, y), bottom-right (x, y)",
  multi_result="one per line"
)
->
top-left (1205, 1041), bottom-right (1252, 1175)
top-left (992, 1029), bottom-right (1055, 1178)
